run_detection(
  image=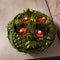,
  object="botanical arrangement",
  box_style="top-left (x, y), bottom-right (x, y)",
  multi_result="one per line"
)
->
top-left (7, 8), bottom-right (56, 53)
